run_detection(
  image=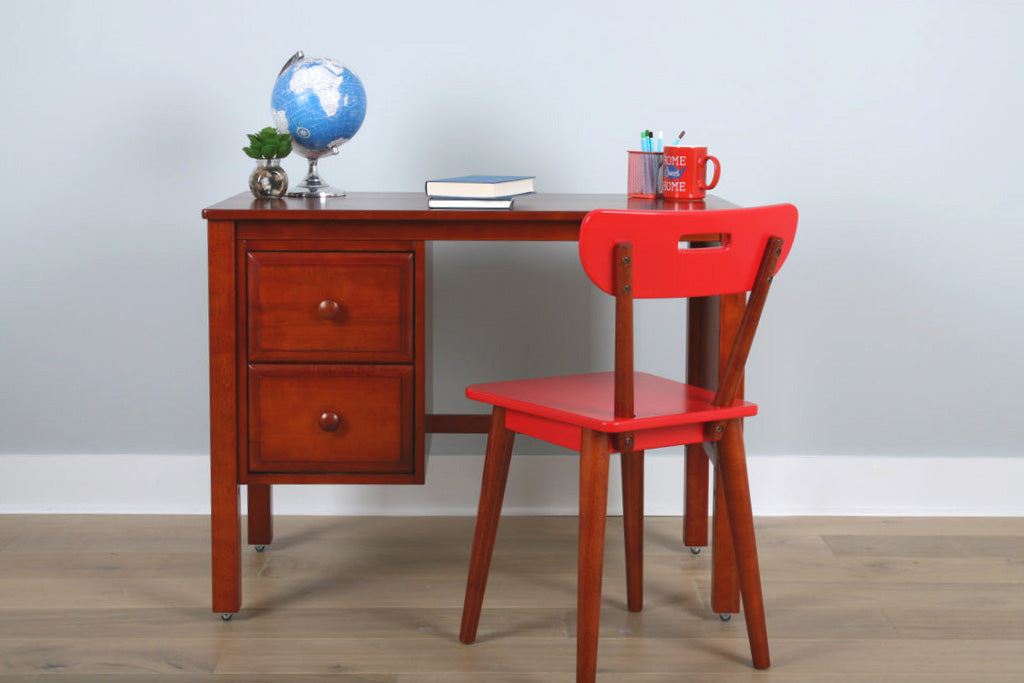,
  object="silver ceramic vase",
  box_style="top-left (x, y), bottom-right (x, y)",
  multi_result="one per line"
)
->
top-left (249, 159), bottom-right (289, 198)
